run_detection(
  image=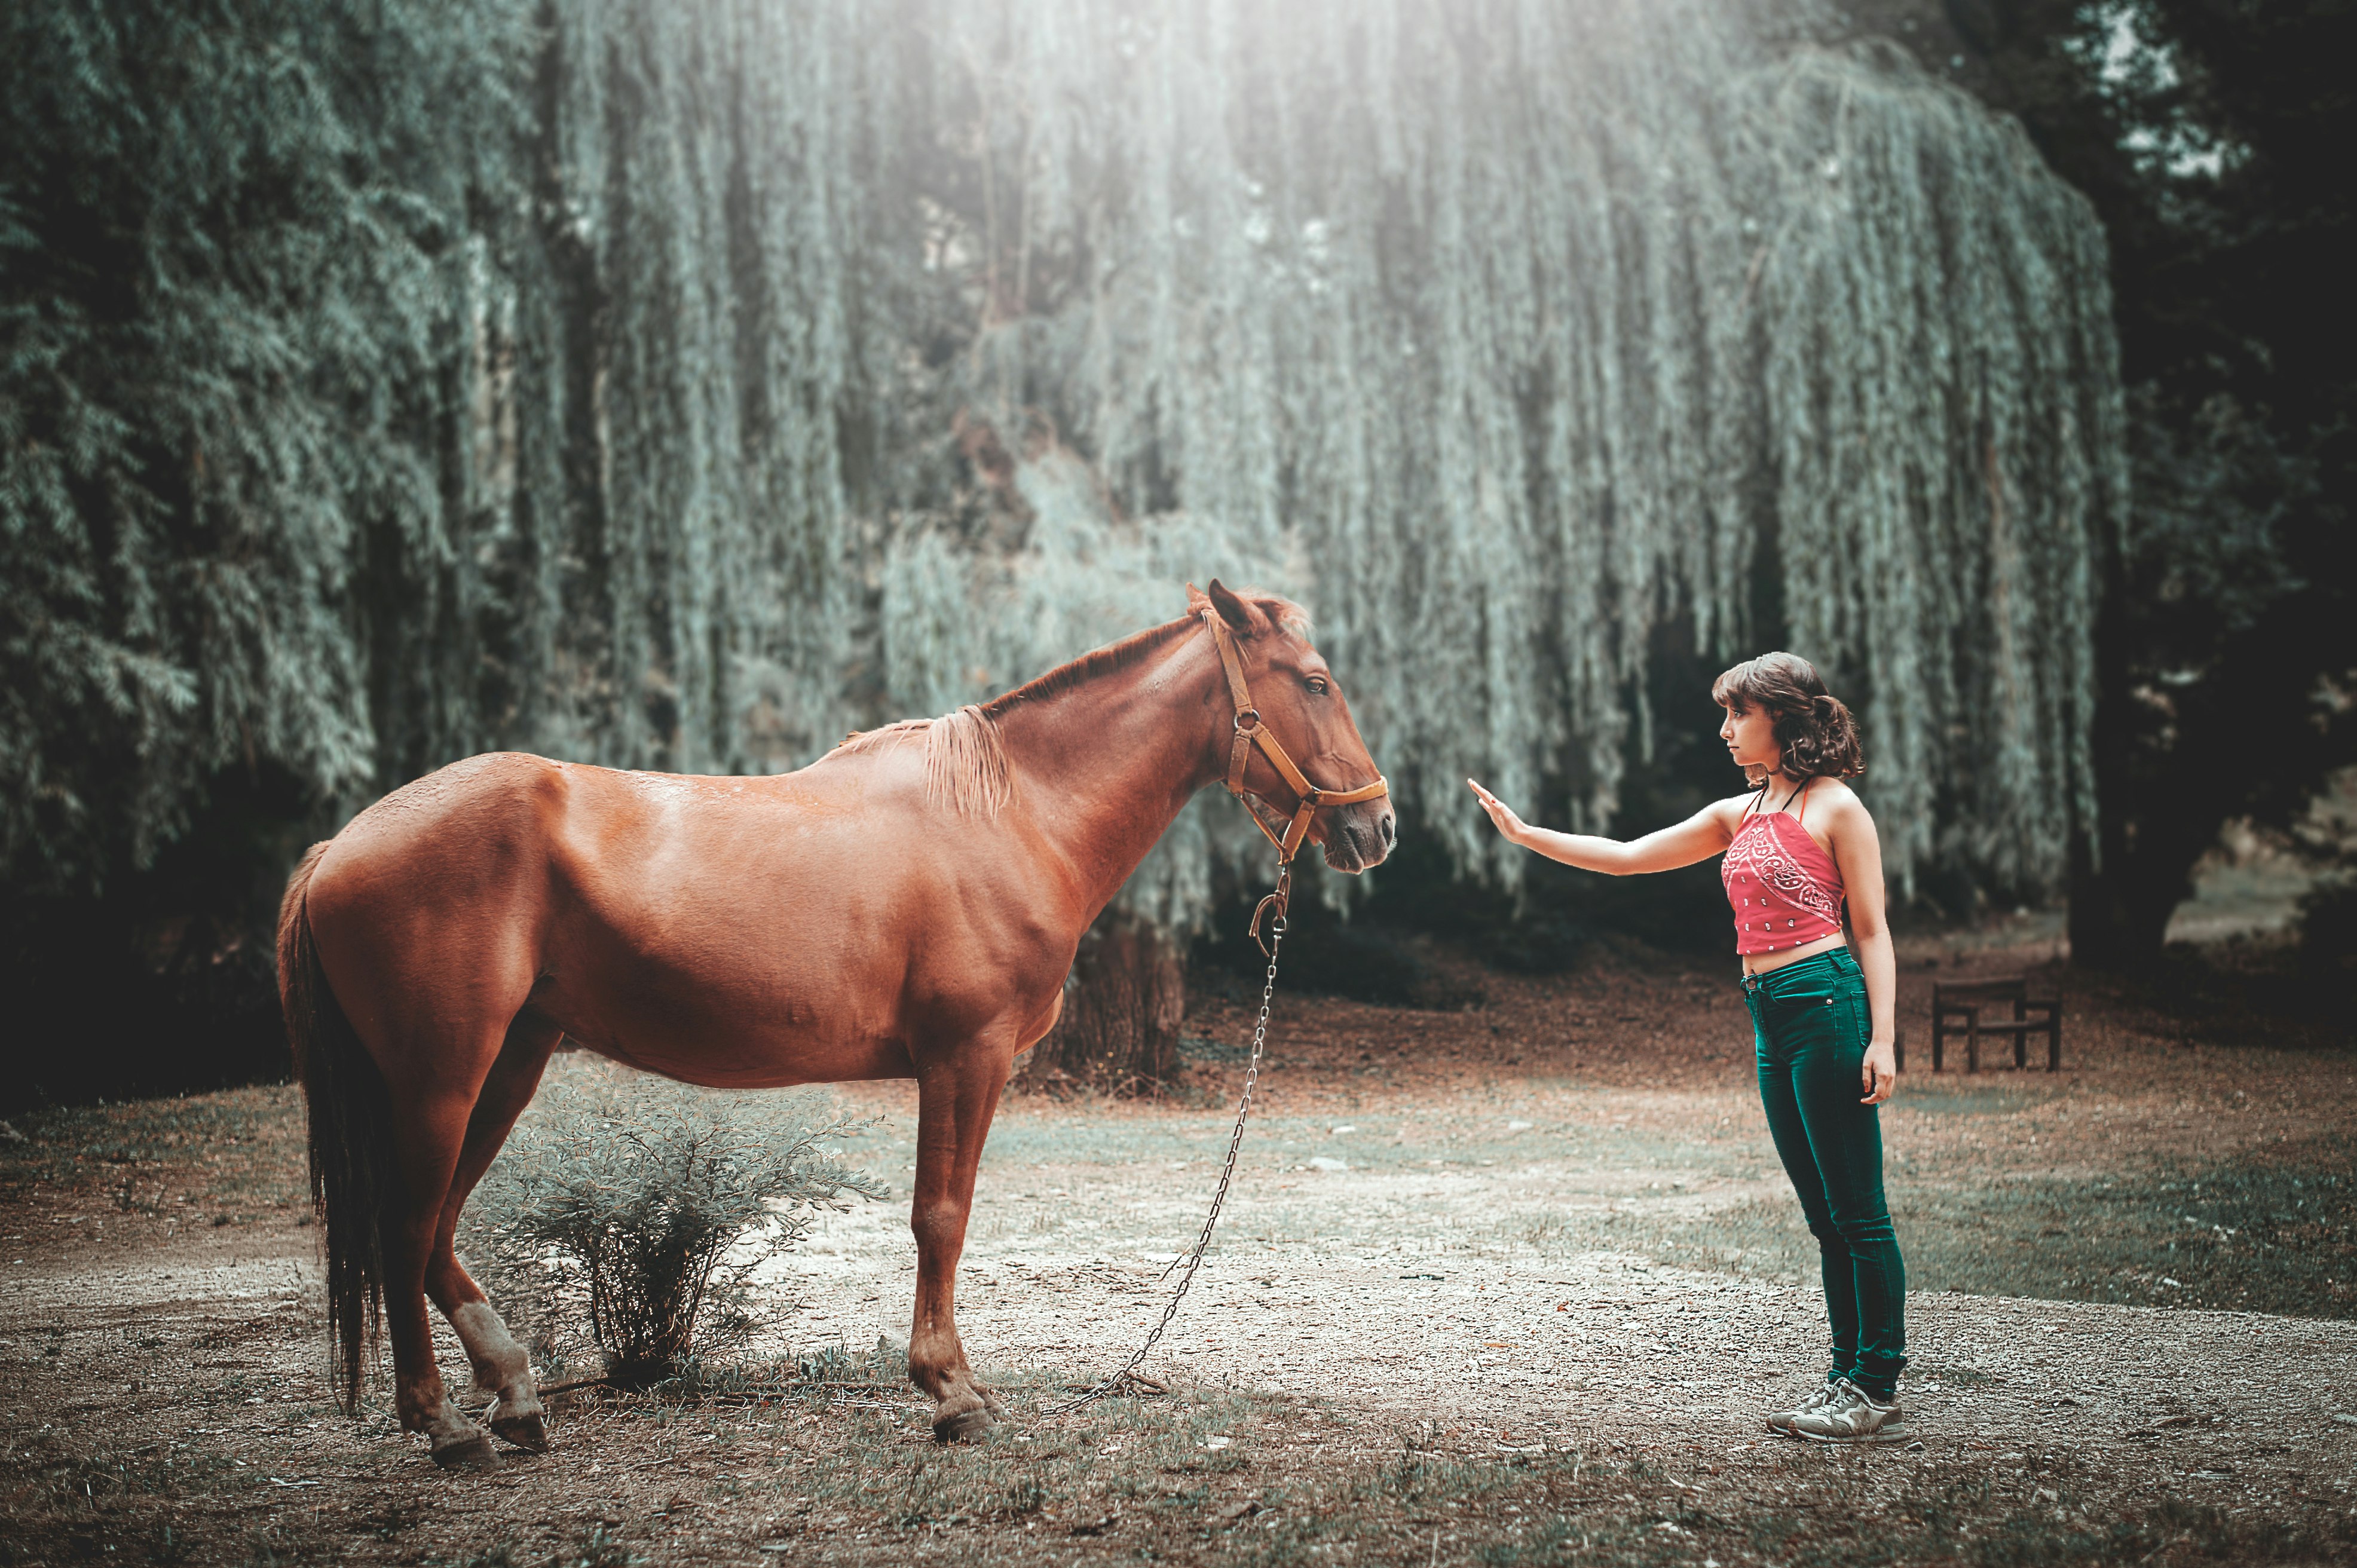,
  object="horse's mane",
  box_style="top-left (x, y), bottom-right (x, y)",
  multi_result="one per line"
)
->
top-left (981, 590), bottom-right (1308, 714)
top-left (980, 614), bottom-right (1199, 716)
top-left (834, 706), bottom-right (1014, 818)
top-left (833, 590), bottom-right (1308, 817)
